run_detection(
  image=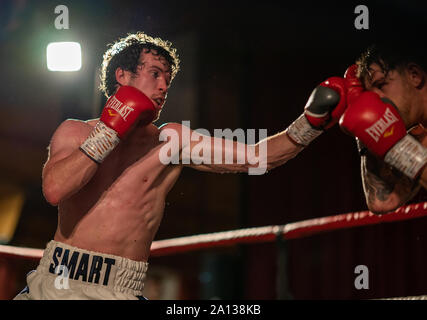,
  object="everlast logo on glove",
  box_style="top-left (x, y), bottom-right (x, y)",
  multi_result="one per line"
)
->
top-left (364, 107), bottom-right (399, 142)
top-left (48, 246), bottom-right (116, 286)
top-left (105, 95), bottom-right (135, 121)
